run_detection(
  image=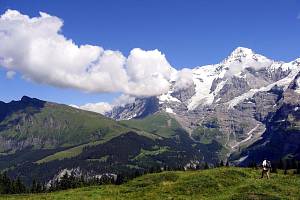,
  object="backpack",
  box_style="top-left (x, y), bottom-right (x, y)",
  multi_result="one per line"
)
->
top-left (266, 161), bottom-right (271, 168)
